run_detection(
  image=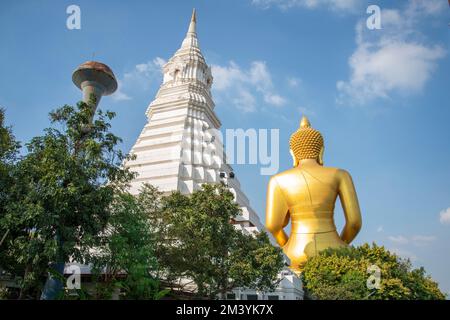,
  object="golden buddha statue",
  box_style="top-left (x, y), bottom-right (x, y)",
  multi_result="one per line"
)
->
top-left (265, 116), bottom-right (362, 274)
